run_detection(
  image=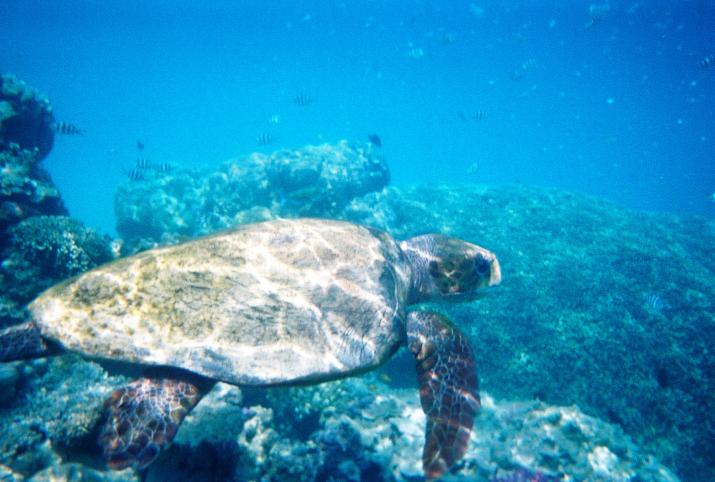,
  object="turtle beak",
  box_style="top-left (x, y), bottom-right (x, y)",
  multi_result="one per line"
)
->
top-left (487, 254), bottom-right (501, 287)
